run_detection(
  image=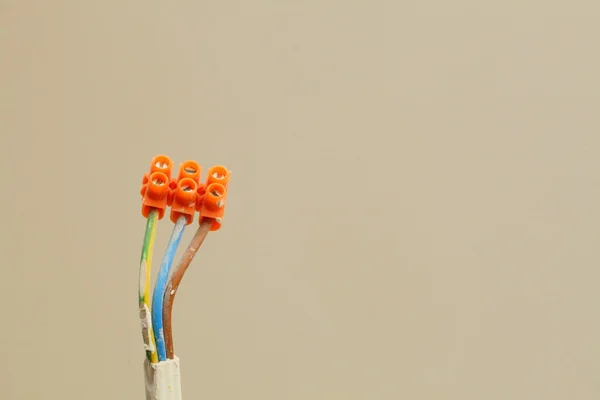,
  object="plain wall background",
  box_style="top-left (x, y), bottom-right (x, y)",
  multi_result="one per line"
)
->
top-left (1, 1), bottom-right (599, 399)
